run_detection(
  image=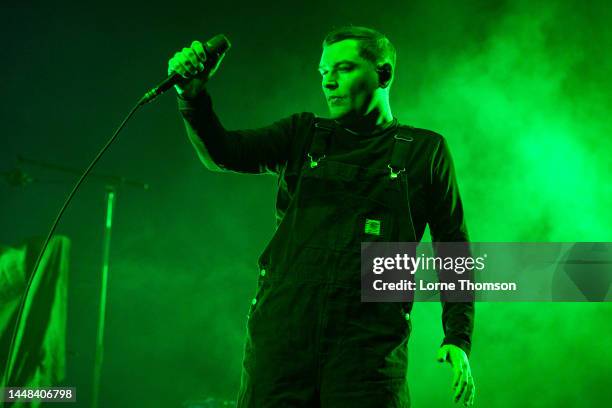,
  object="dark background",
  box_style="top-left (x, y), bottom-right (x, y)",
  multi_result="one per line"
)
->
top-left (1, 0), bottom-right (611, 406)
